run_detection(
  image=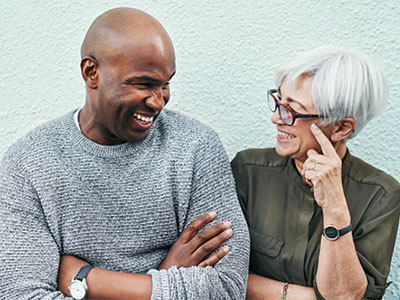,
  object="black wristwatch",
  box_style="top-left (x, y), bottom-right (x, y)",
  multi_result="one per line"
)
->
top-left (68, 265), bottom-right (94, 300)
top-left (323, 224), bottom-right (352, 241)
